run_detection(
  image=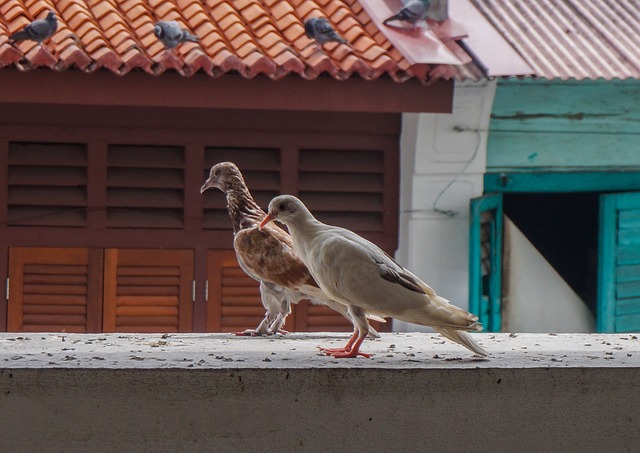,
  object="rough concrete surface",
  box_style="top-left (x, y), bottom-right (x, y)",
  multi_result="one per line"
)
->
top-left (1, 333), bottom-right (639, 452)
